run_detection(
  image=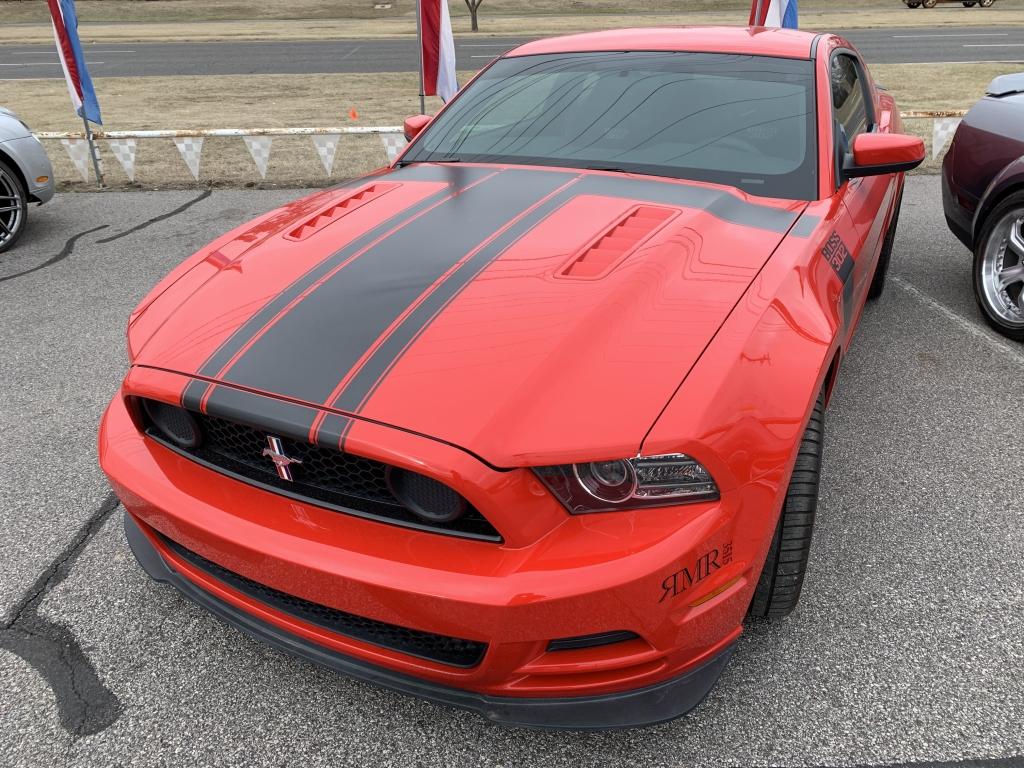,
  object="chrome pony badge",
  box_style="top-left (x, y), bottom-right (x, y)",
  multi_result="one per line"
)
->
top-left (262, 436), bottom-right (302, 481)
